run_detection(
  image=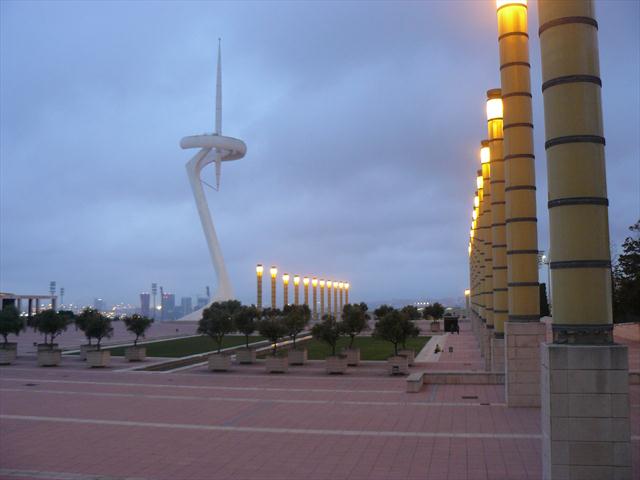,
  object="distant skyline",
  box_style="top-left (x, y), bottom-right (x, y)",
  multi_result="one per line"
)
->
top-left (1, 1), bottom-right (638, 307)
